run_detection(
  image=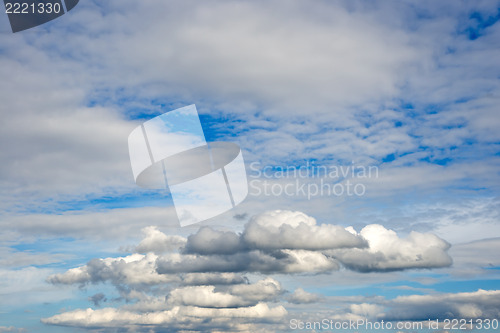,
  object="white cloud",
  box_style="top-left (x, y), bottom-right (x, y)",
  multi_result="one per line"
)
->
top-left (0, 327), bottom-right (26, 333)
top-left (42, 303), bottom-right (287, 331)
top-left (386, 289), bottom-right (500, 320)
top-left (330, 224), bottom-right (452, 272)
top-left (47, 253), bottom-right (177, 286)
top-left (2, 1), bottom-right (500, 331)
top-left (287, 288), bottom-right (323, 304)
top-left (135, 226), bottom-right (187, 254)
top-left (48, 211), bottom-right (451, 289)
top-left (242, 210), bottom-right (367, 250)
top-left (167, 278), bottom-right (282, 308)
